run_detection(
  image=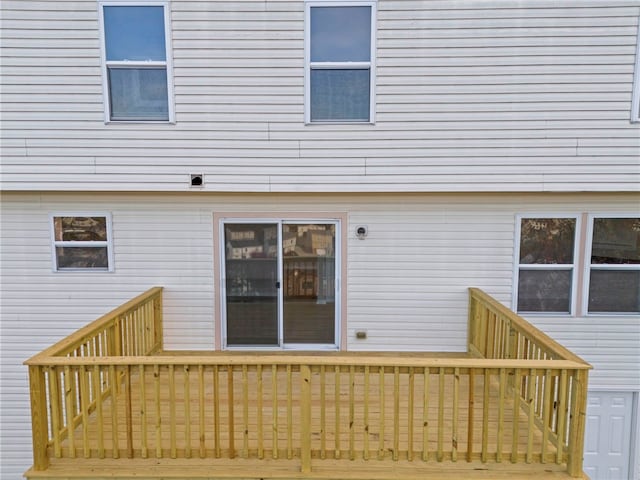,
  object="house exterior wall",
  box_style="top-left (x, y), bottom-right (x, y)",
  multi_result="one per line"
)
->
top-left (2, 0), bottom-right (640, 478)
top-left (1, 0), bottom-right (639, 193)
top-left (2, 191), bottom-right (639, 477)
